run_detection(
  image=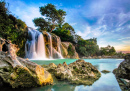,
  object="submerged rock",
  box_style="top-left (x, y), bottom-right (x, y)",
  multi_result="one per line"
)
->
top-left (101, 70), bottom-right (111, 74)
top-left (113, 54), bottom-right (130, 91)
top-left (43, 59), bottom-right (101, 85)
top-left (0, 38), bottom-right (53, 88)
